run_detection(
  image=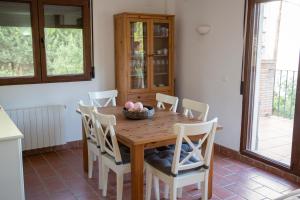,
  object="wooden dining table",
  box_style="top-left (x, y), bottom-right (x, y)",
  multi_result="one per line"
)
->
top-left (79, 106), bottom-right (222, 200)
